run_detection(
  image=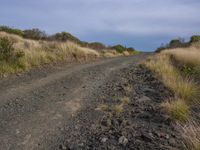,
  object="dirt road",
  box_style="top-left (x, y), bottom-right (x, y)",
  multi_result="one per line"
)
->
top-left (0, 54), bottom-right (183, 150)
